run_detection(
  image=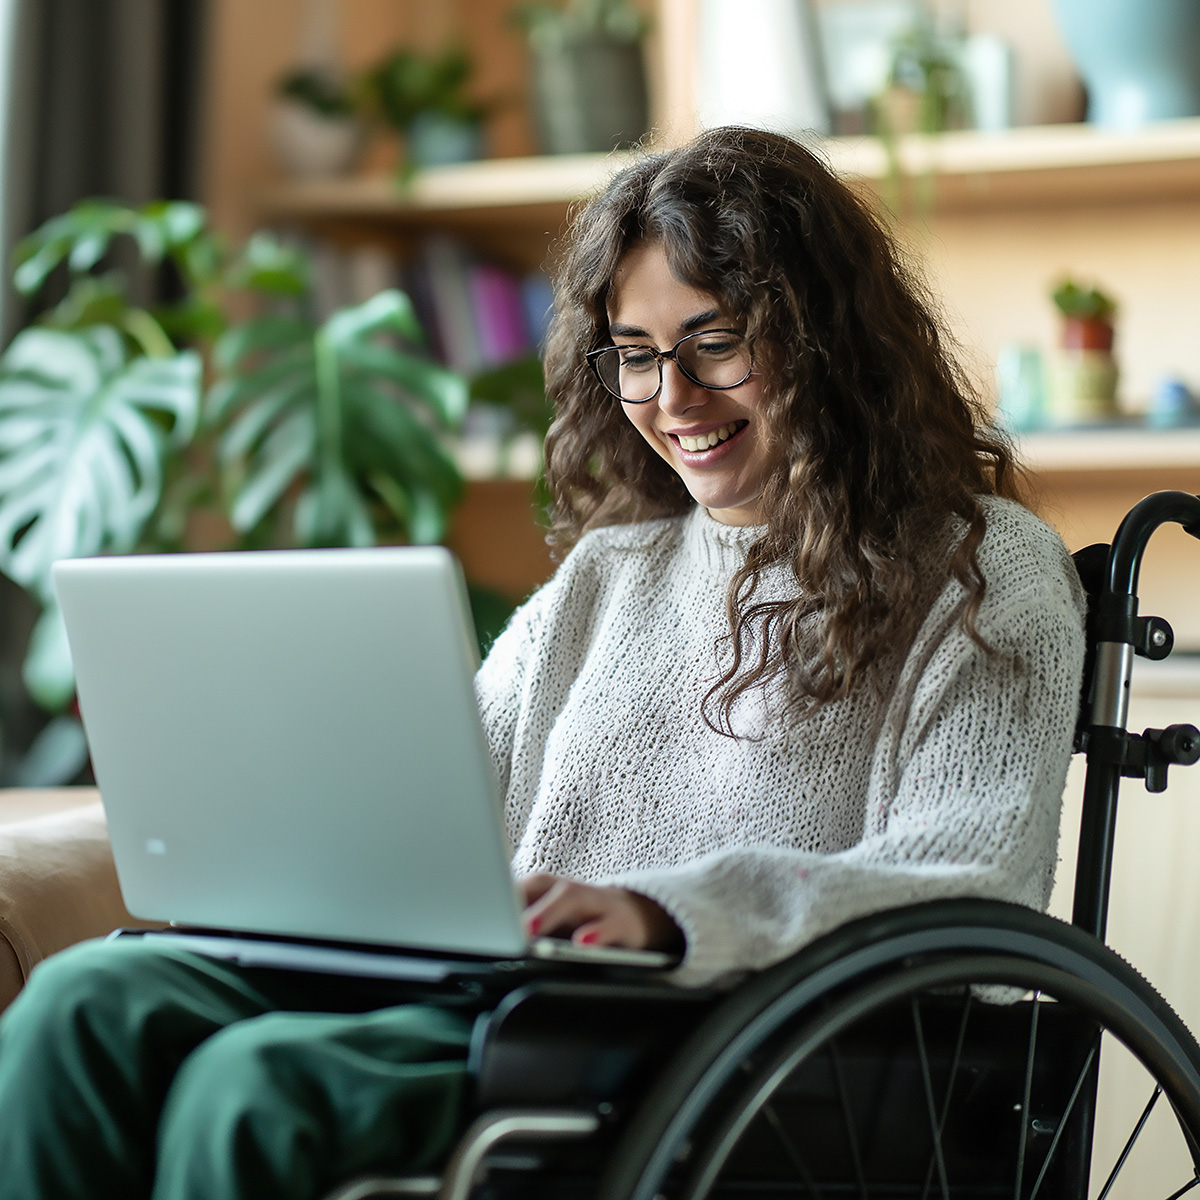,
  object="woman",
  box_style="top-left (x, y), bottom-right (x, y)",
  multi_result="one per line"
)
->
top-left (0, 126), bottom-right (1085, 1199)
